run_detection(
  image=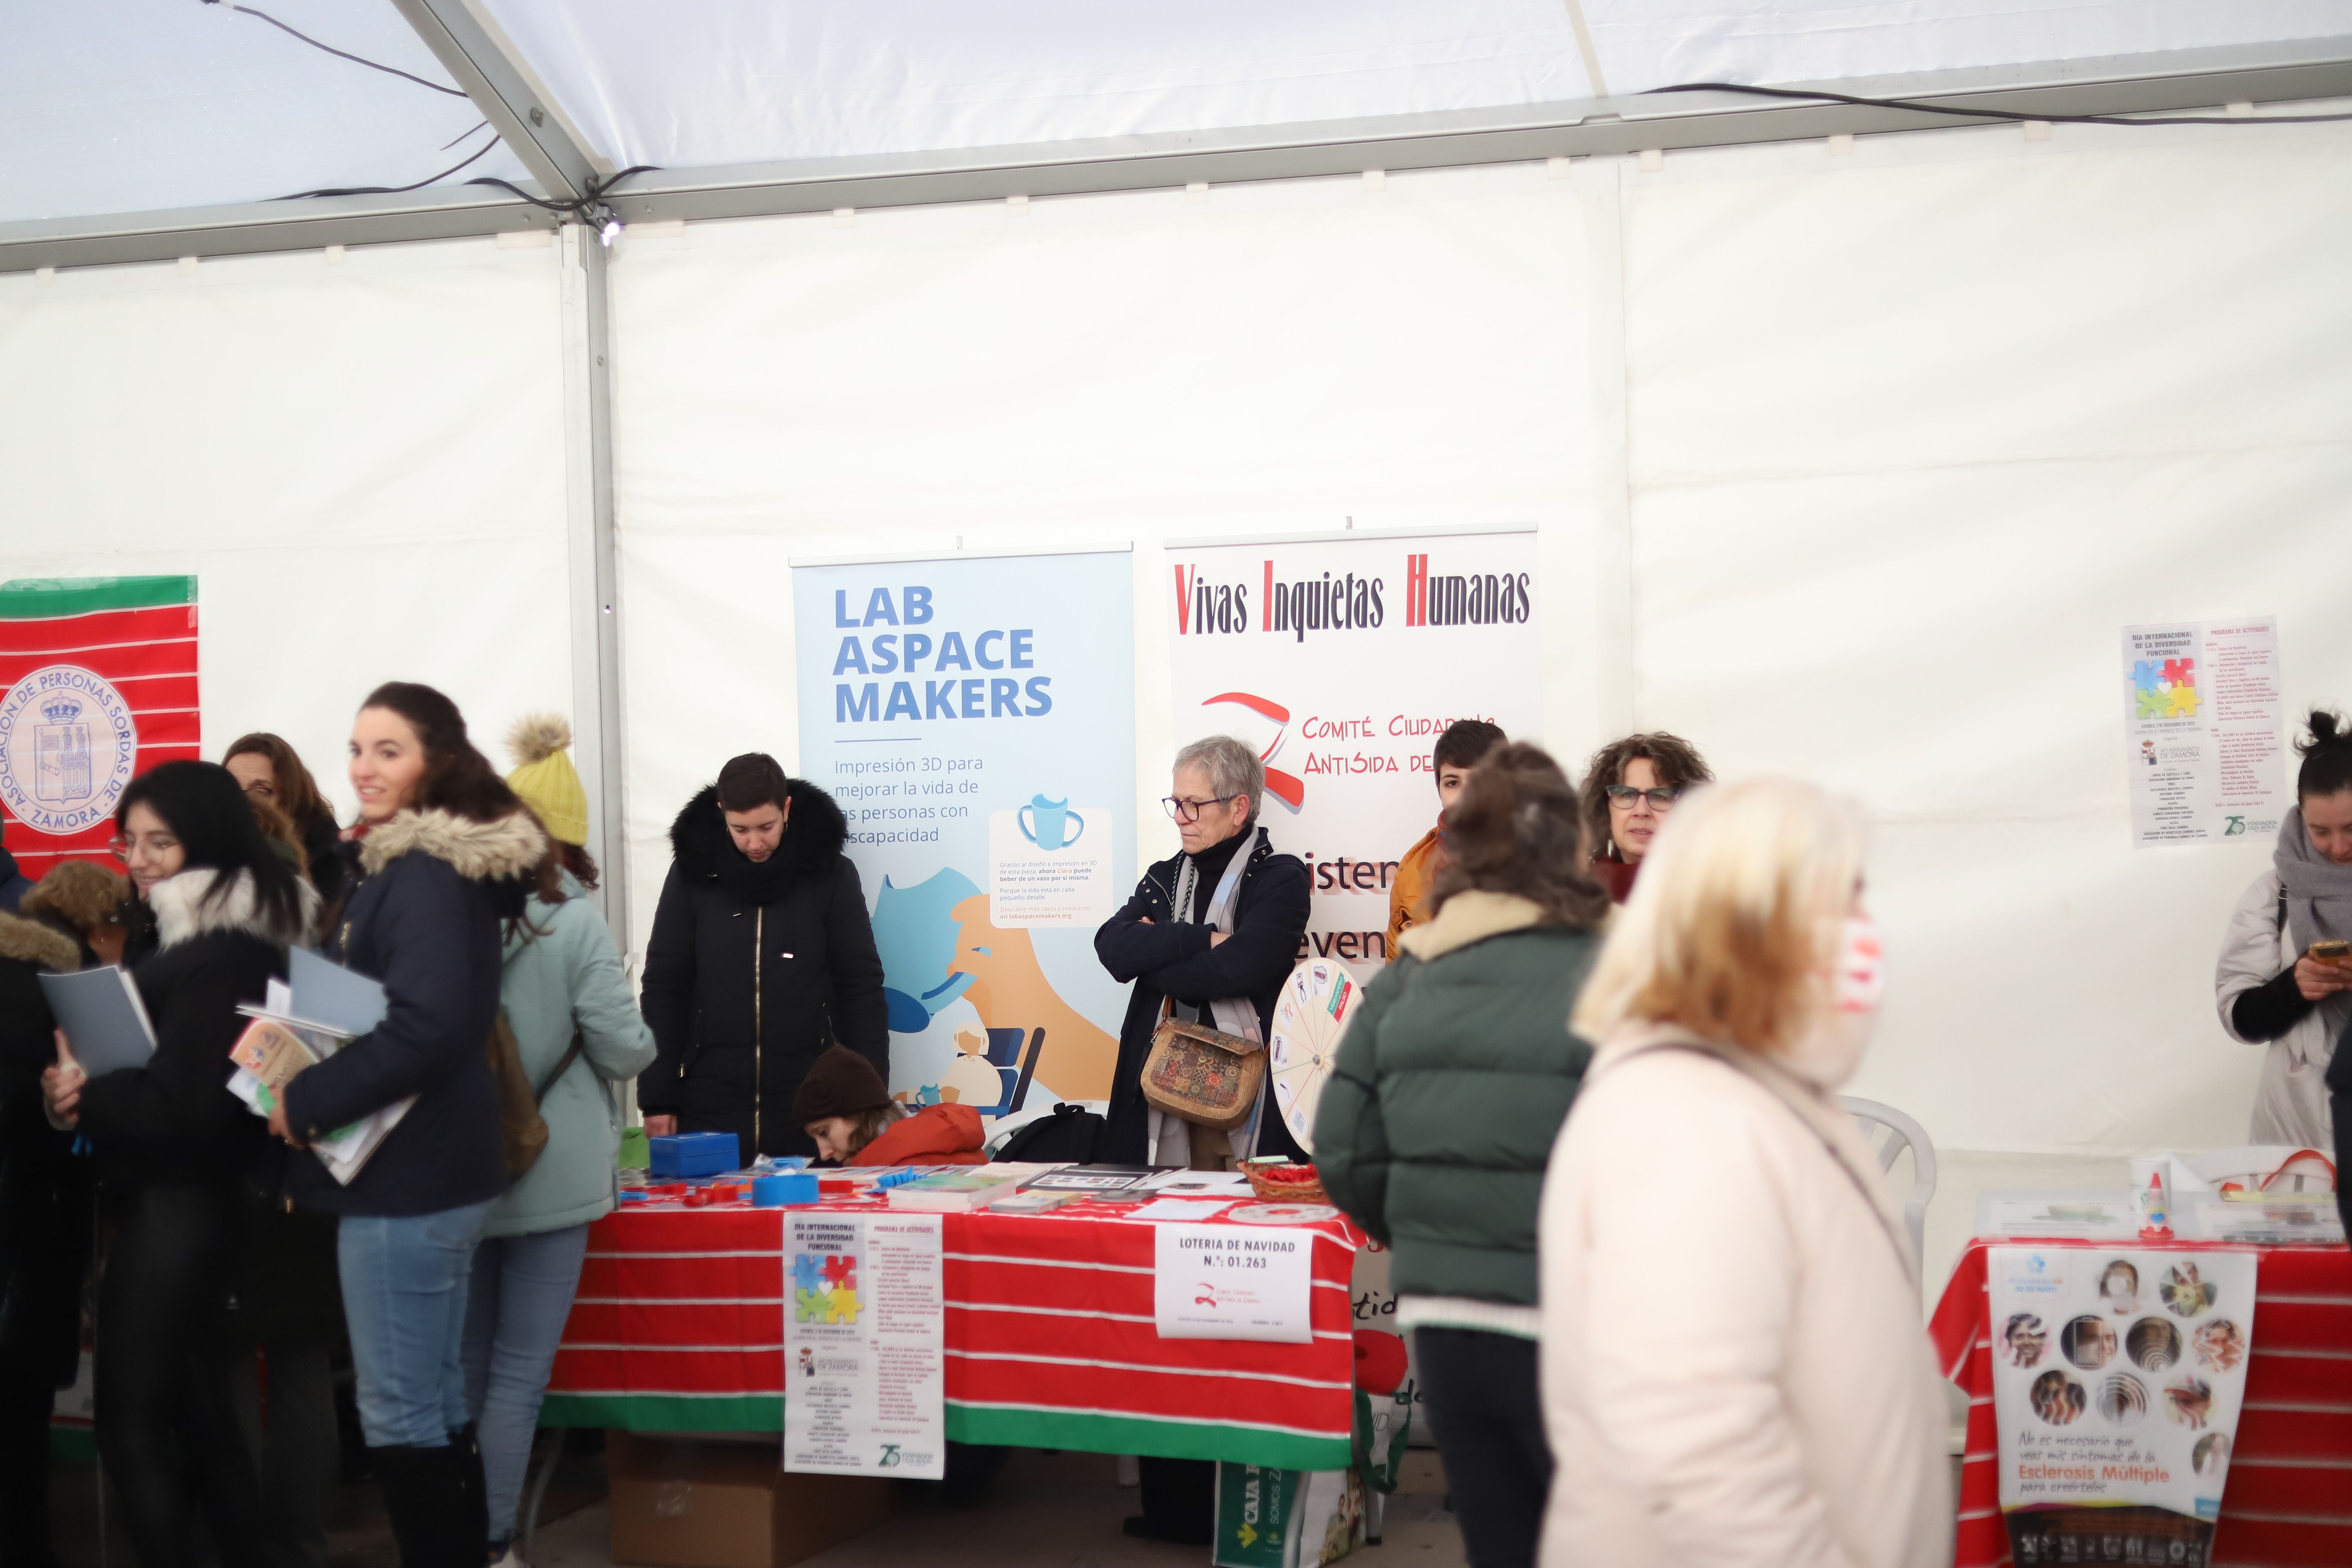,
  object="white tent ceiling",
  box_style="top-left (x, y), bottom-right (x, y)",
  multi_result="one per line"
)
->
top-left (6, 0), bottom-right (2351, 229)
